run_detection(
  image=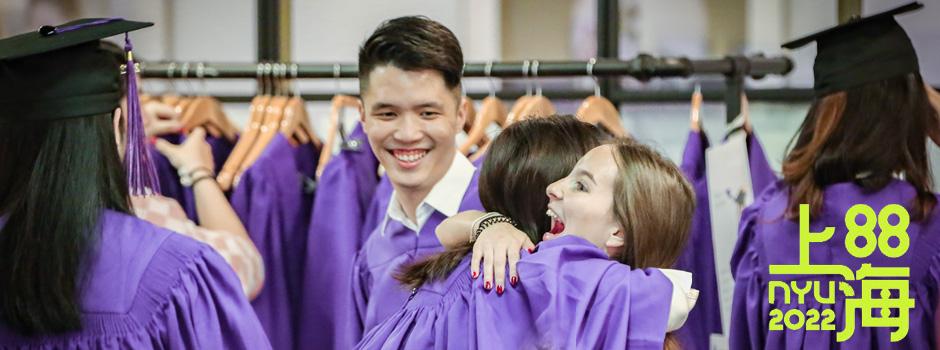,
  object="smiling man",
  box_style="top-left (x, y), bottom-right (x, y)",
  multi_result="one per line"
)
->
top-left (345, 16), bottom-right (483, 346)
